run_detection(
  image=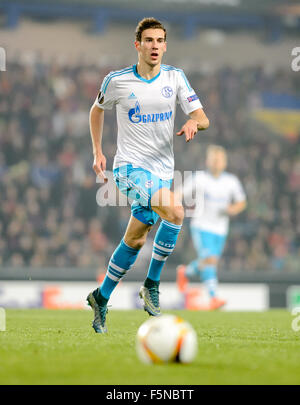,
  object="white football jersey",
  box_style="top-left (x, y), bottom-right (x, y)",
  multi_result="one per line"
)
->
top-left (94, 64), bottom-right (202, 180)
top-left (182, 170), bottom-right (246, 235)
